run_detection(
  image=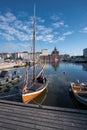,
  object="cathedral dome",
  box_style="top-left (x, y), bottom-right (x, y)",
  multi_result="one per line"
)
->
top-left (51, 47), bottom-right (59, 56)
